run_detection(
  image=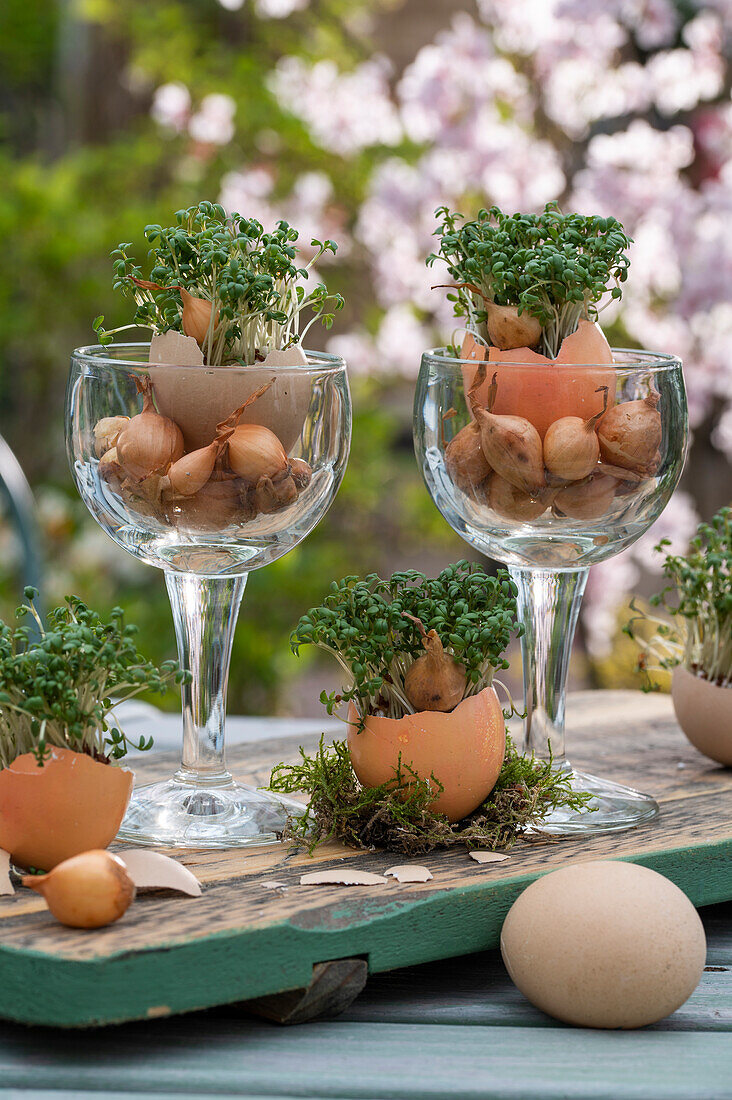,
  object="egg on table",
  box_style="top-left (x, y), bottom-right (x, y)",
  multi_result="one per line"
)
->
top-left (500, 860), bottom-right (706, 1029)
